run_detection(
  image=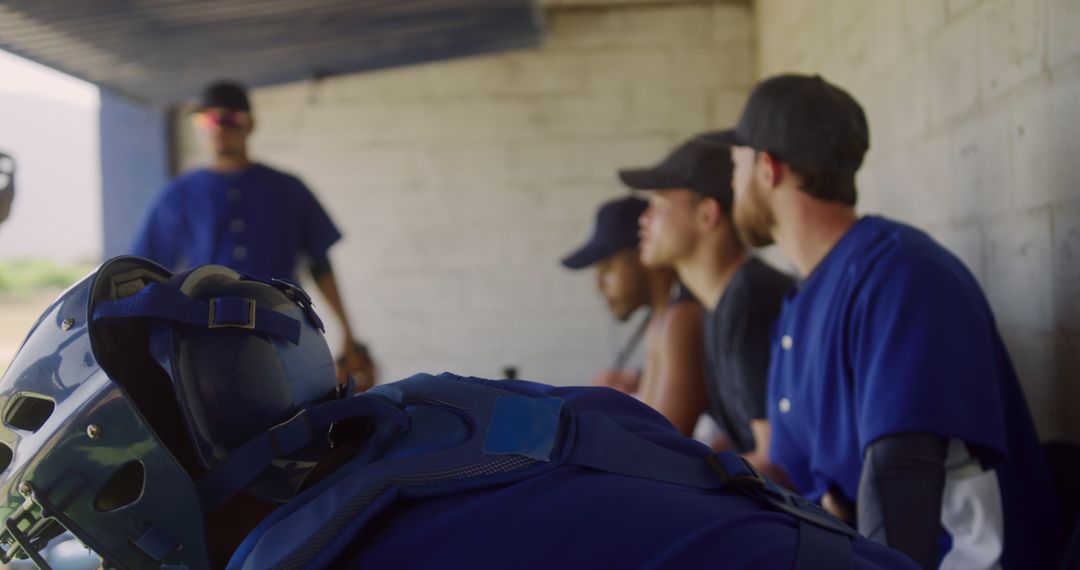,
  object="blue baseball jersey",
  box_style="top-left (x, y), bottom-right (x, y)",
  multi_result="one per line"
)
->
top-left (767, 216), bottom-right (1060, 568)
top-left (333, 381), bottom-right (915, 569)
top-left (131, 164), bottom-right (341, 280)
